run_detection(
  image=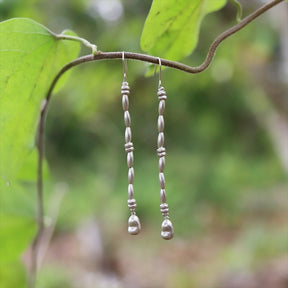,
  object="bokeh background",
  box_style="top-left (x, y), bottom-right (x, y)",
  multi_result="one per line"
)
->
top-left (1, 0), bottom-right (287, 287)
